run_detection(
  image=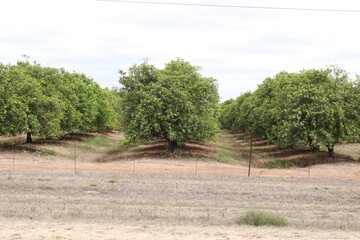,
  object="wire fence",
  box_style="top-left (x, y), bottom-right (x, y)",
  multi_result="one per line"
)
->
top-left (1, 135), bottom-right (360, 180)
top-left (1, 151), bottom-right (359, 180)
